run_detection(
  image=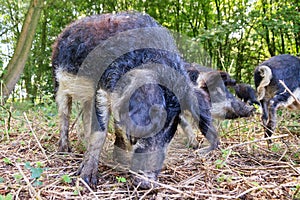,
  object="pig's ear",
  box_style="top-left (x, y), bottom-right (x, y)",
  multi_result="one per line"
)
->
top-left (186, 68), bottom-right (199, 83)
top-left (218, 71), bottom-right (236, 86)
top-left (203, 71), bottom-right (223, 87)
top-left (219, 71), bottom-right (229, 81)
